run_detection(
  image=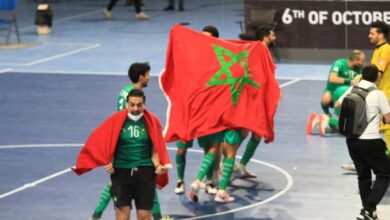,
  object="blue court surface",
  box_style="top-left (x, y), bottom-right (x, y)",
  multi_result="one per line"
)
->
top-left (0, 0), bottom-right (389, 219)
